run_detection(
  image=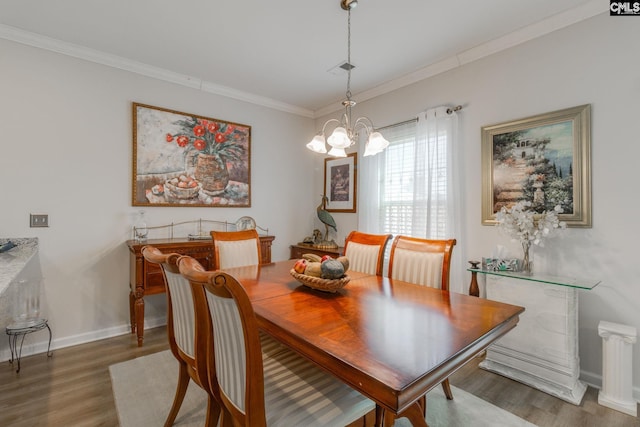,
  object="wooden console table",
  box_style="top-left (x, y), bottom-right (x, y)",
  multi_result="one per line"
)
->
top-left (126, 235), bottom-right (274, 346)
top-left (289, 243), bottom-right (343, 260)
top-left (468, 268), bottom-right (600, 404)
